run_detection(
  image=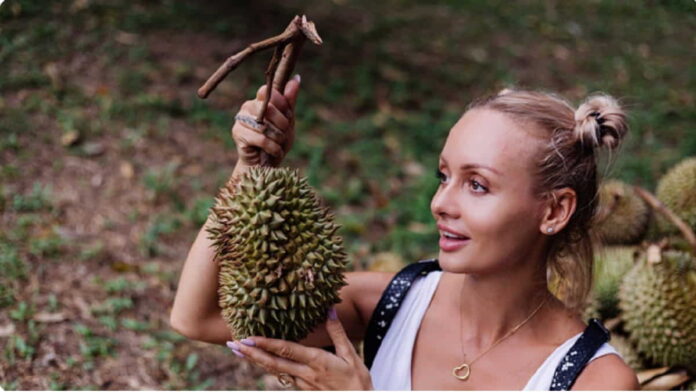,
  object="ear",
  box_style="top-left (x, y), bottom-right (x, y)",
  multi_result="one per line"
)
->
top-left (539, 187), bottom-right (576, 235)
